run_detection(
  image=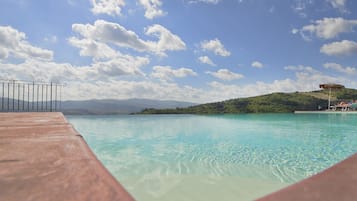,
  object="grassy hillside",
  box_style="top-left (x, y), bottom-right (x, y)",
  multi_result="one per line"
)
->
top-left (140, 88), bottom-right (357, 114)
